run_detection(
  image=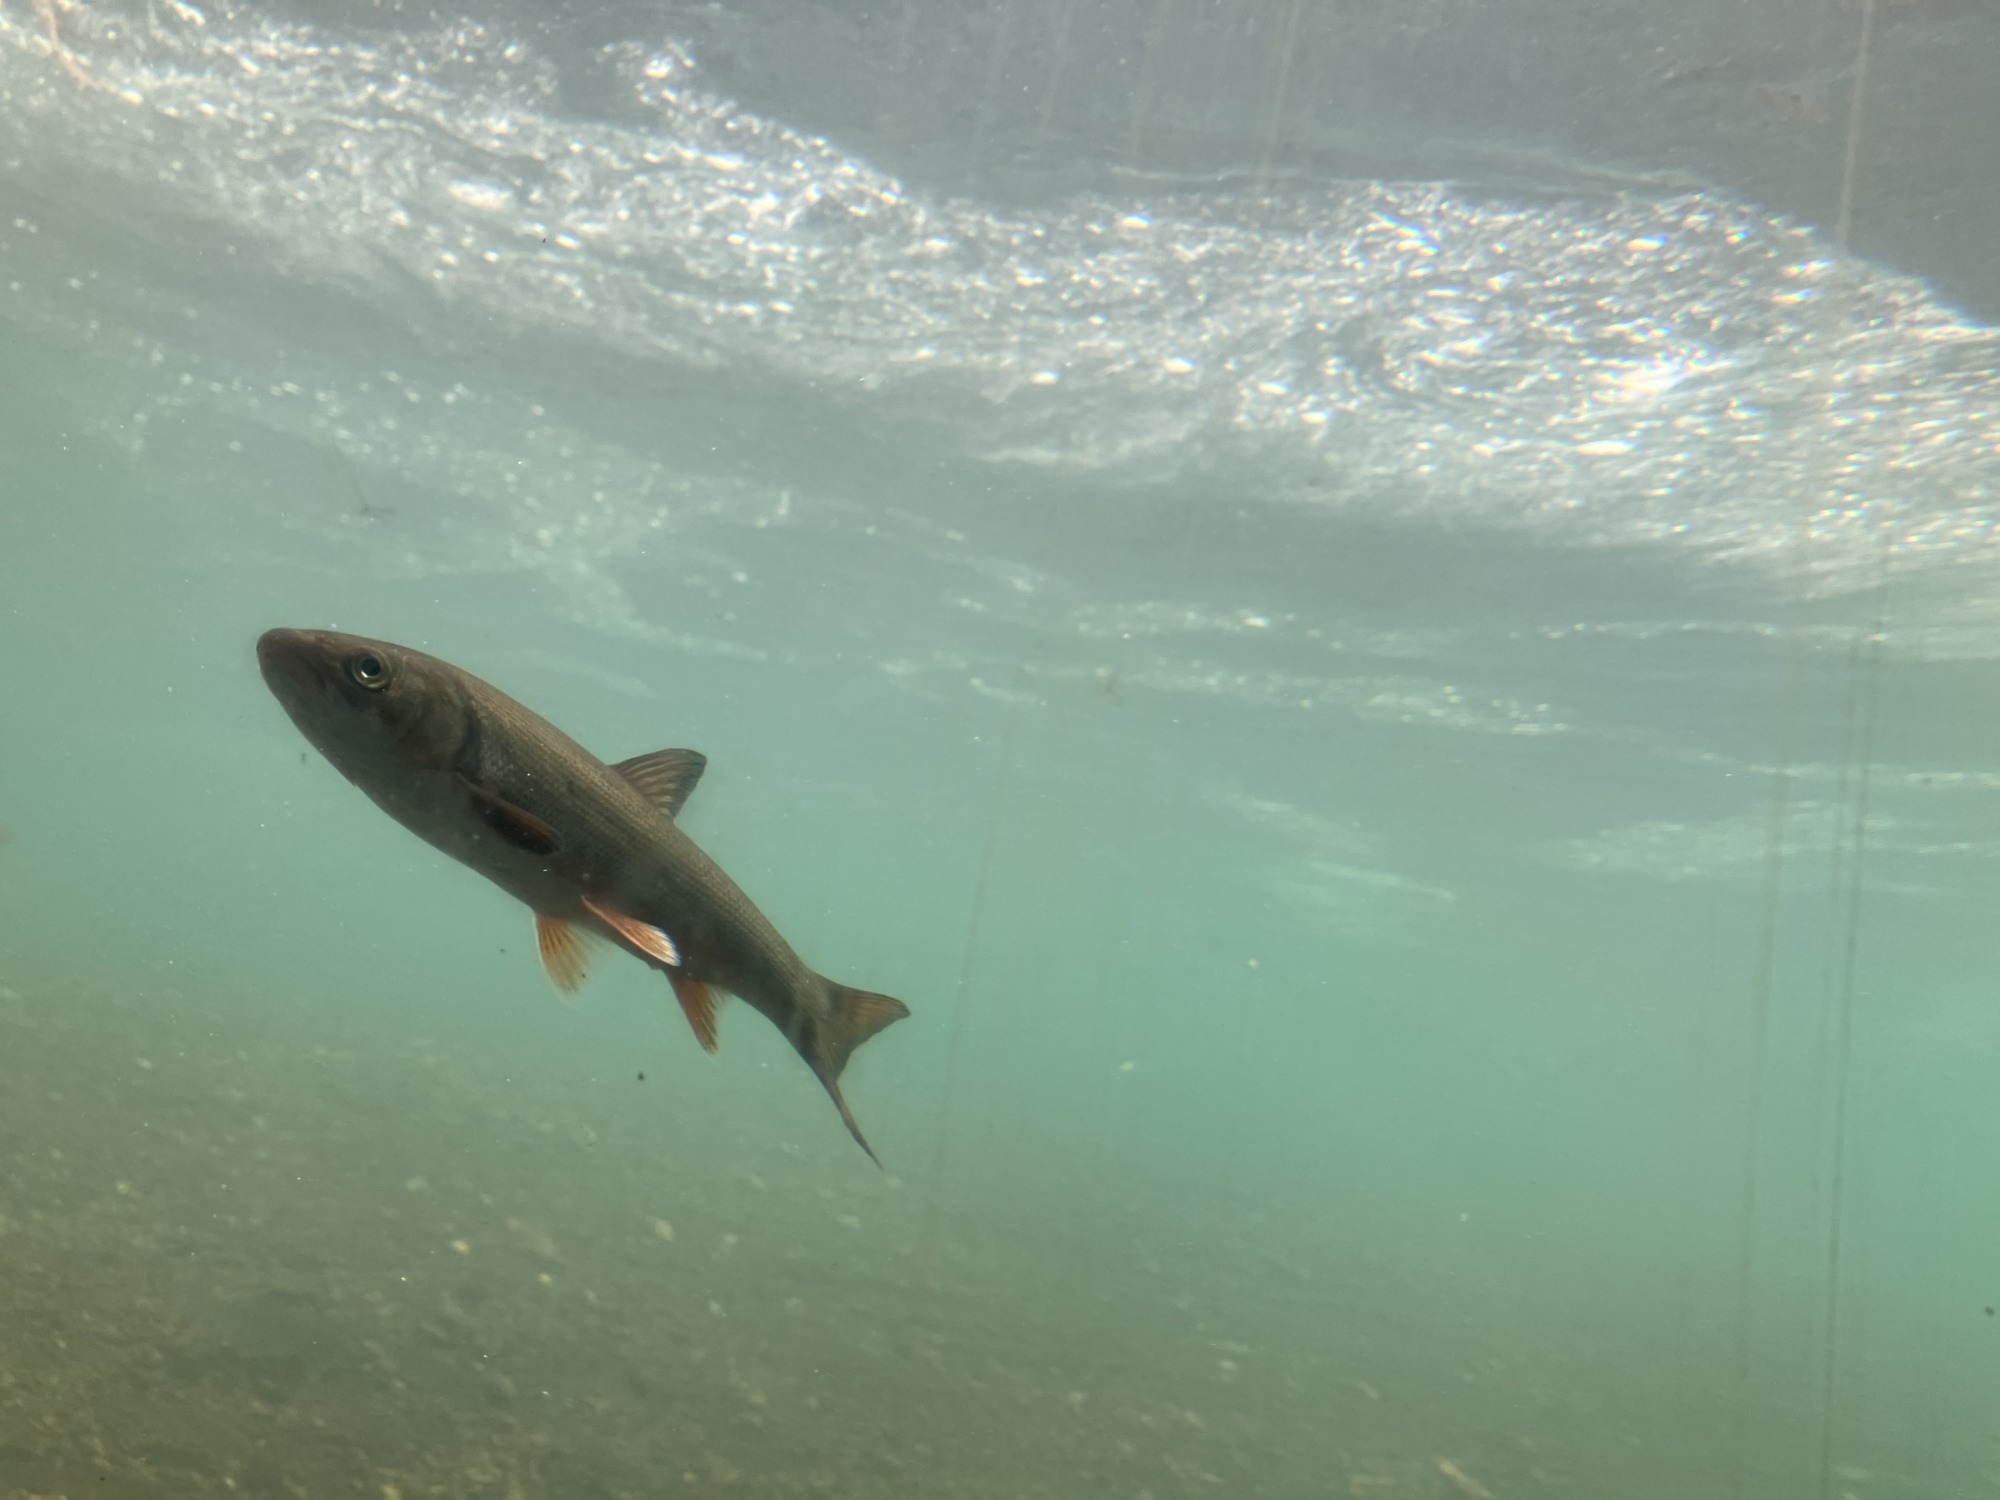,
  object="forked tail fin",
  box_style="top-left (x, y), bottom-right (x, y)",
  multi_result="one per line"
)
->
top-left (806, 982), bottom-right (910, 1165)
